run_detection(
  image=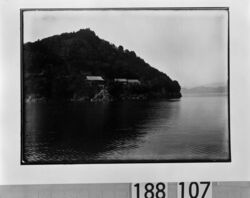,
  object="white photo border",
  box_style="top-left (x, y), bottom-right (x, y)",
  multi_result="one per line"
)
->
top-left (0, 0), bottom-right (250, 185)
